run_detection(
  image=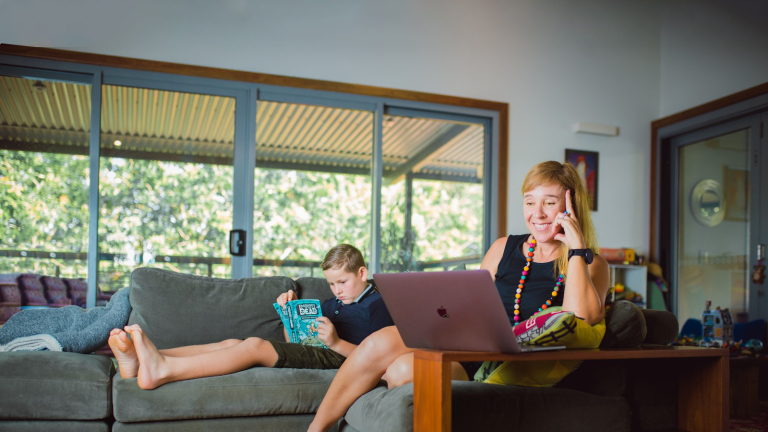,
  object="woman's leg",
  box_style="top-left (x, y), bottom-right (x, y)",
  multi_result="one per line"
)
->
top-left (384, 353), bottom-right (469, 389)
top-left (307, 326), bottom-right (413, 432)
top-left (126, 325), bottom-right (278, 390)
